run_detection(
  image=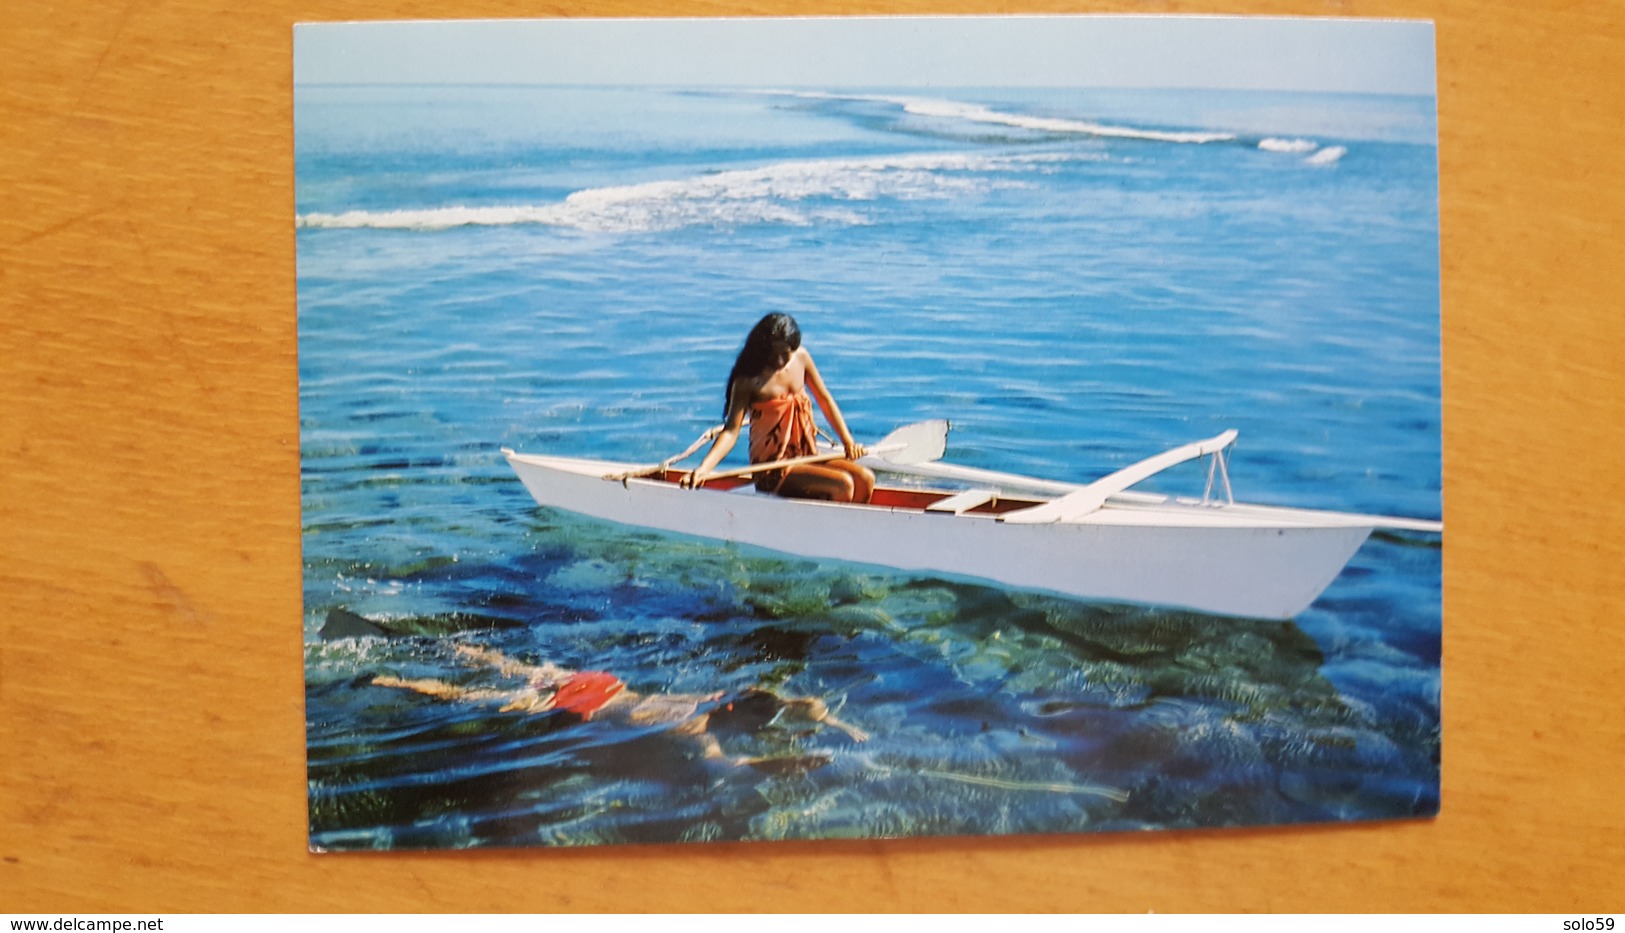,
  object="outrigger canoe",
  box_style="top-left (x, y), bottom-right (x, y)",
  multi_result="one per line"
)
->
top-left (502, 422), bottom-right (1441, 620)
